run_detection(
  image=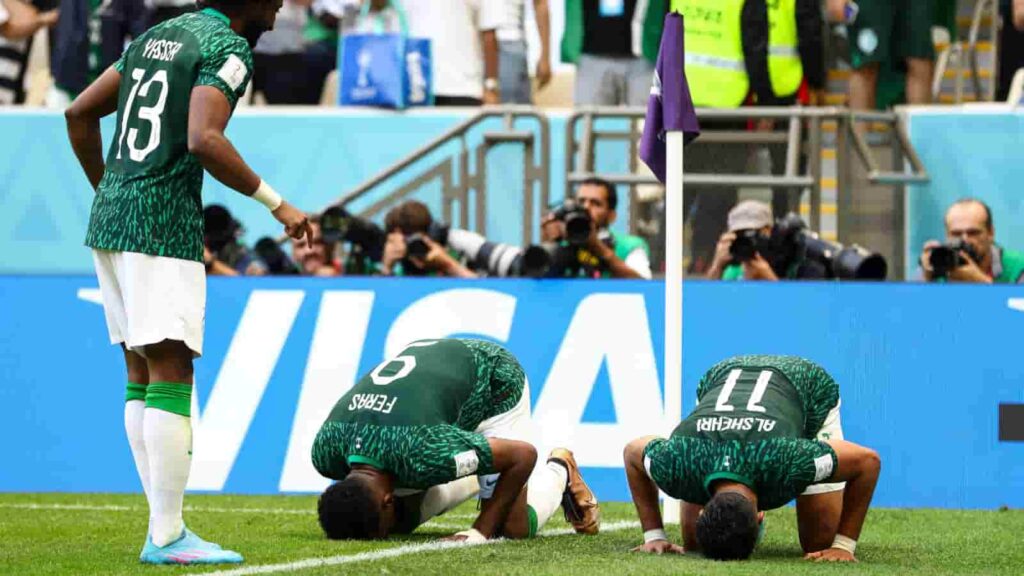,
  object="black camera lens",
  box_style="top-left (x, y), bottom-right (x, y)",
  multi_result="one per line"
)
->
top-left (730, 230), bottom-right (759, 262)
top-left (929, 245), bottom-right (958, 277)
top-left (406, 233), bottom-right (429, 260)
